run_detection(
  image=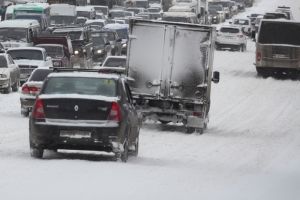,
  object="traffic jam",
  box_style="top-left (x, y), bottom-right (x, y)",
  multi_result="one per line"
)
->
top-left (0, 0), bottom-right (298, 163)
